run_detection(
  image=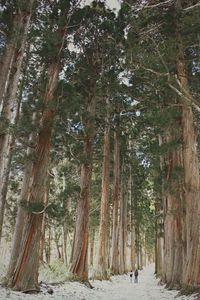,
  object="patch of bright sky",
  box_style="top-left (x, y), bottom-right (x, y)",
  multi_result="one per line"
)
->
top-left (82, 0), bottom-right (121, 13)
